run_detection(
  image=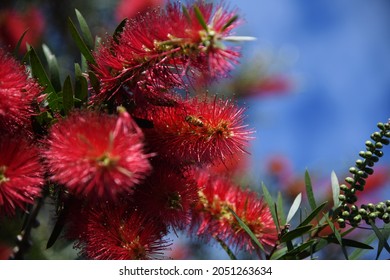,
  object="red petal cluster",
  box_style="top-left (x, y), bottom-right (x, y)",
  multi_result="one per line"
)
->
top-left (44, 111), bottom-right (152, 200)
top-left (0, 49), bottom-right (41, 132)
top-left (0, 136), bottom-right (43, 215)
top-left (142, 96), bottom-right (253, 165)
top-left (191, 169), bottom-right (278, 252)
top-left (74, 202), bottom-right (170, 260)
top-left (92, 0), bottom-right (240, 103)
